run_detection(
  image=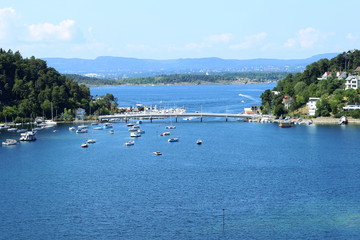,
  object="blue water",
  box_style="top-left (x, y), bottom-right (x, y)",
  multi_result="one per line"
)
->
top-left (1, 83), bottom-right (360, 239)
